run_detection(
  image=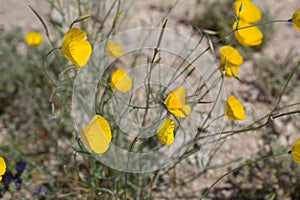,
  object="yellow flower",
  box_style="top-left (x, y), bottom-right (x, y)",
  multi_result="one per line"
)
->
top-left (157, 117), bottom-right (175, 146)
top-left (219, 46), bottom-right (243, 77)
top-left (80, 114), bottom-right (112, 154)
top-left (233, 20), bottom-right (263, 46)
top-left (224, 95), bottom-right (245, 120)
top-left (109, 68), bottom-right (132, 92)
top-left (233, 0), bottom-right (261, 23)
top-left (164, 86), bottom-right (191, 118)
top-left (0, 156), bottom-right (6, 181)
top-left (61, 28), bottom-right (92, 67)
top-left (292, 9), bottom-right (300, 31)
top-left (24, 31), bottom-right (43, 46)
top-left (106, 40), bottom-right (123, 57)
top-left (291, 137), bottom-right (300, 164)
